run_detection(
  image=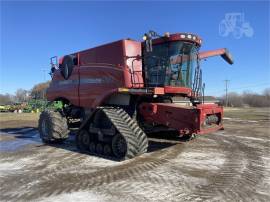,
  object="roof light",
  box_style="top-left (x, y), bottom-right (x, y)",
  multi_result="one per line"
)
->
top-left (193, 36), bottom-right (196, 40)
top-left (199, 39), bottom-right (202, 43)
top-left (180, 34), bottom-right (186, 38)
top-left (164, 32), bottom-right (170, 37)
top-left (142, 35), bottom-right (147, 41)
top-left (187, 34), bottom-right (192, 39)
